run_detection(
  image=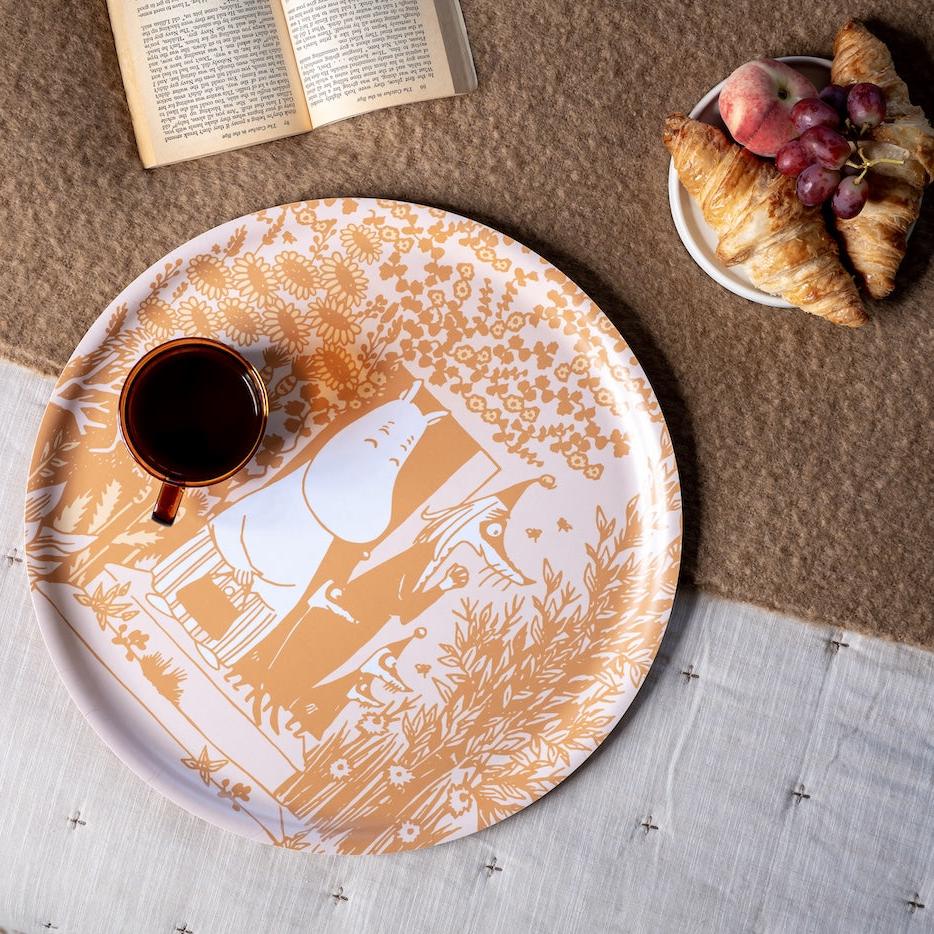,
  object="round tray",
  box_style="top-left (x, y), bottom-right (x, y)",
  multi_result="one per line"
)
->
top-left (26, 198), bottom-right (681, 854)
